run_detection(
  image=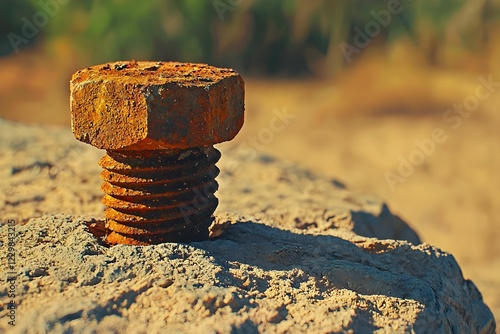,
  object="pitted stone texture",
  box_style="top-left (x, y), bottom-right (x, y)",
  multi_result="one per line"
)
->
top-left (0, 119), bottom-right (496, 333)
top-left (70, 61), bottom-right (244, 150)
top-left (1, 215), bottom-right (495, 333)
